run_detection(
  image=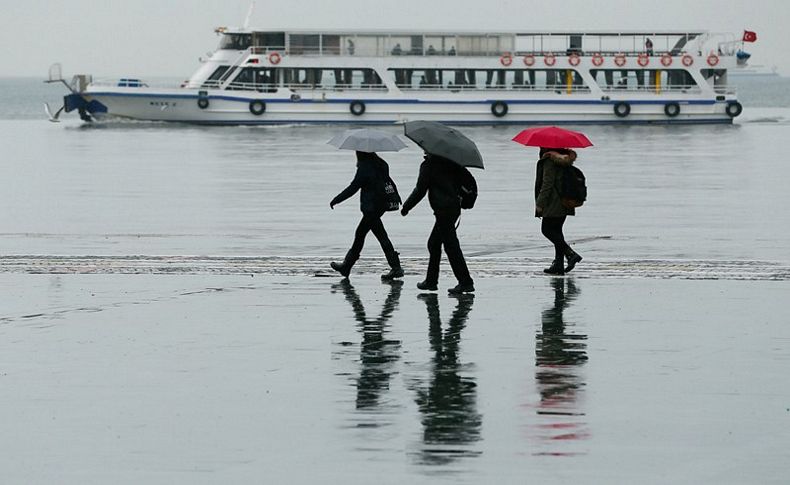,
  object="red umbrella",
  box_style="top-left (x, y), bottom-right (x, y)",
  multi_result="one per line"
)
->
top-left (512, 126), bottom-right (593, 149)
